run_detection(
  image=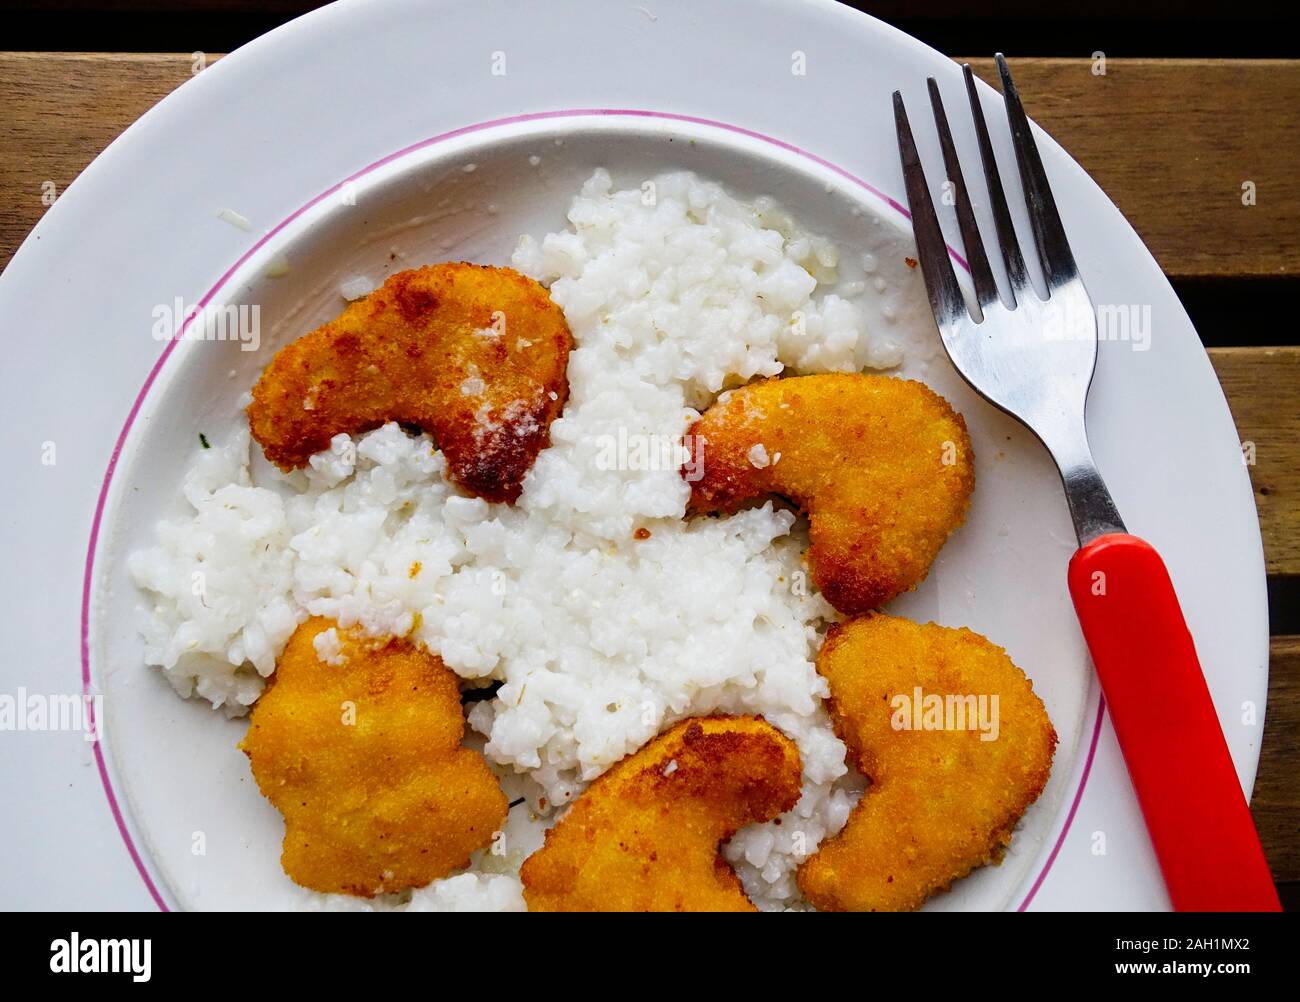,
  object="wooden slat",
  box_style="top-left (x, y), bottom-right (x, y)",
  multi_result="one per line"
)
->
top-left (1257, 635), bottom-right (1300, 883)
top-left (1209, 347), bottom-right (1300, 578)
top-left (2, 54), bottom-right (1299, 279)
top-left (962, 57), bottom-right (1300, 280)
top-left (0, 52), bottom-right (206, 273)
